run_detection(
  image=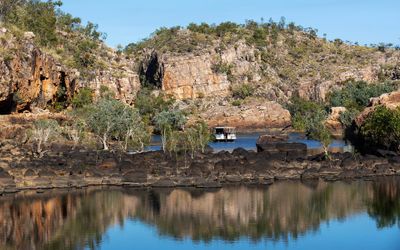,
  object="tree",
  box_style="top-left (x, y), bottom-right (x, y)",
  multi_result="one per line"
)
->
top-left (5, 0), bottom-right (63, 46)
top-left (360, 106), bottom-right (400, 151)
top-left (154, 110), bottom-right (187, 153)
top-left (114, 105), bottom-right (150, 152)
top-left (308, 123), bottom-right (332, 158)
top-left (287, 97), bottom-right (327, 132)
top-left (0, 0), bottom-right (24, 22)
top-left (30, 119), bottom-right (60, 158)
top-left (183, 121), bottom-right (212, 158)
top-left (134, 88), bottom-right (175, 121)
top-left (63, 118), bottom-right (86, 149)
top-left (287, 97), bottom-right (332, 158)
top-left (85, 99), bottom-right (149, 151)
